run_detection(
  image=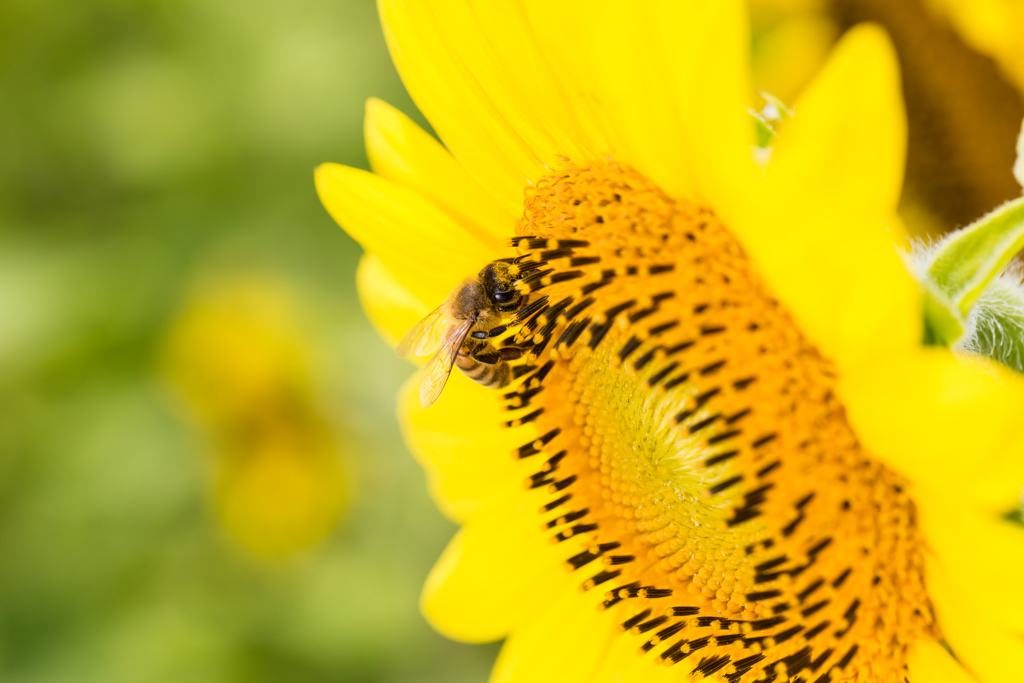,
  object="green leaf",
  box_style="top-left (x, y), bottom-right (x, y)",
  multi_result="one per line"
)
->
top-left (961, 276), bottom-right (1024, 374)
top-left (921, 291), bottom-right (964, 346)
top-left (923, 195), bottom-right (1024, 344)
